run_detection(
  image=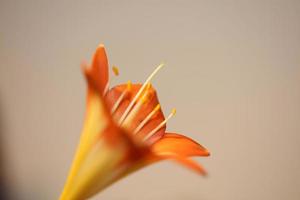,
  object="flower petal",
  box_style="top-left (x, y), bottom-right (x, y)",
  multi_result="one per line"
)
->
top-left (60, 47), bottom-right (148, 199)
top-left (83, 44), bottom-right (109, 94)
top-left (158, 154), bottom-right (207, 175)
top-left (60, 77), bottom-right (119, 199)
top-left (148, 132), bottom-right (210, 175)
top-left (60, 88), bottom-right (146, 200)
top-left (61, 45), bottom-right (210, 199)
top-left (152, 133), bottom-right (210, 157)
